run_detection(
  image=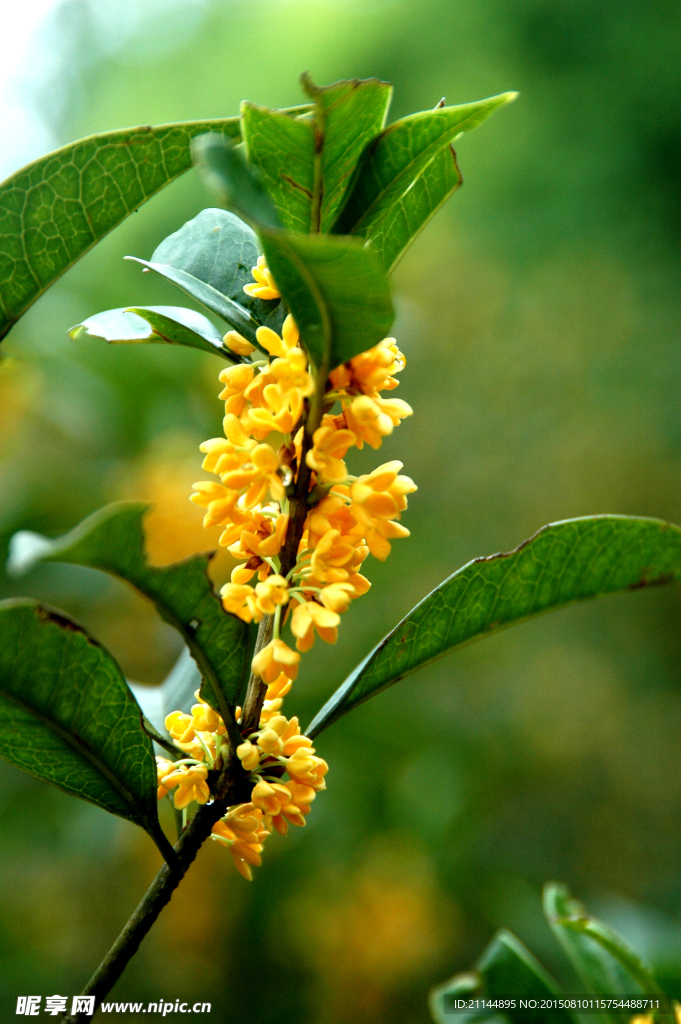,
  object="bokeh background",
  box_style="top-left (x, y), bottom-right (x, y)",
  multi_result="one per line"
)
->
top-left (2, 0), bottom-right (681, 1019)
